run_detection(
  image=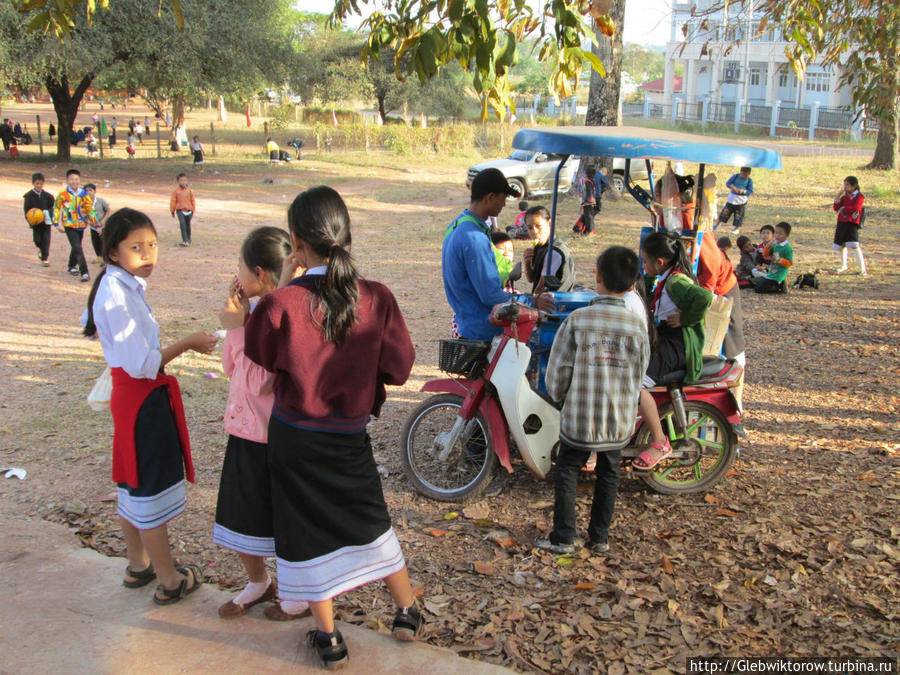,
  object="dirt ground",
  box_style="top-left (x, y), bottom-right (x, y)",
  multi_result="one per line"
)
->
top-left (0, 100), bottom-right (898, 673)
